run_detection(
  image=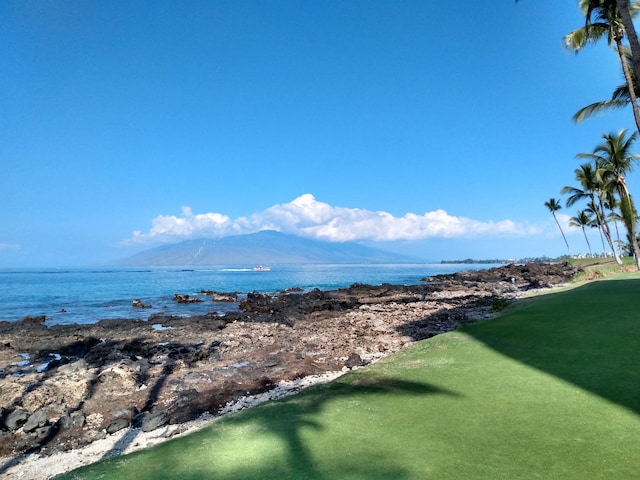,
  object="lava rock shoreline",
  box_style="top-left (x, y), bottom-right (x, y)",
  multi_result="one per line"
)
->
top-left (0, 262), bottom-right (577, 465)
